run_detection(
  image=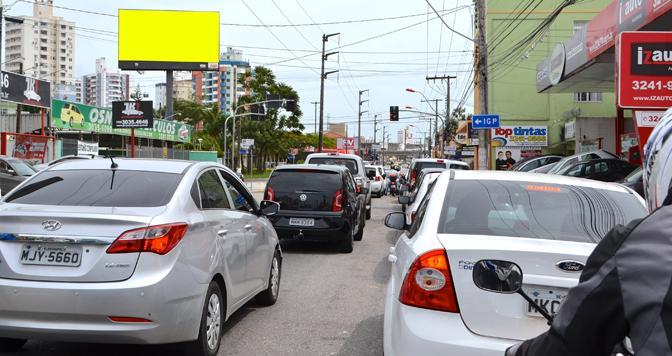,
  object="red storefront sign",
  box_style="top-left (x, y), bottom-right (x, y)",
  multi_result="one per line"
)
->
top-left (617, 31), bottom-right (672, 109)
top-left (12, 134), bottom-right (49, 161)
